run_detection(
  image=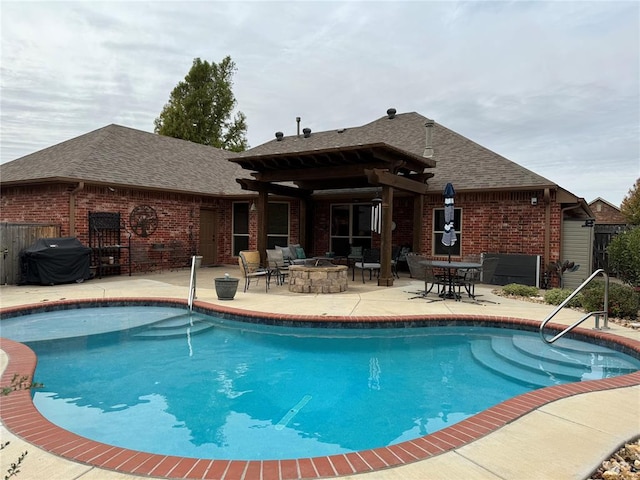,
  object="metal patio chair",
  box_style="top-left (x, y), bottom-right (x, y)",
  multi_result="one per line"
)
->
top-left (238, 250), bottom-right (270, 292)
